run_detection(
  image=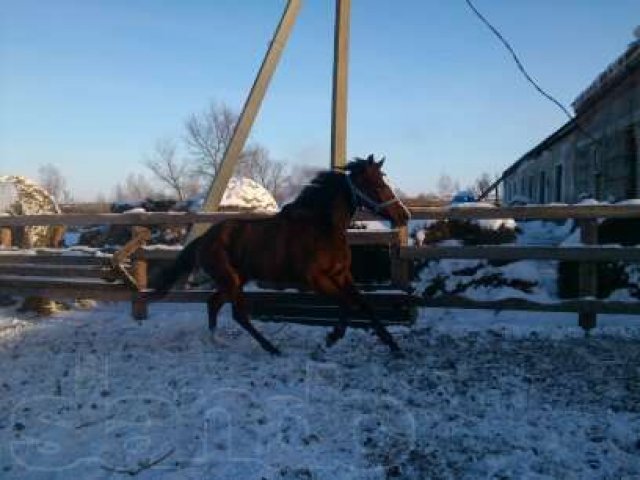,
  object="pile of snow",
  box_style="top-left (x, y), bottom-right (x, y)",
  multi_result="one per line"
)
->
top-left (517, 220), bottom-right (576, 246)
top-left (450, 202), bottom-right (517, 230)
top-left (186, 177), bottom-right (278, 213)
top-left (414, 237), bottom-right (551, 302)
